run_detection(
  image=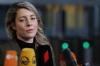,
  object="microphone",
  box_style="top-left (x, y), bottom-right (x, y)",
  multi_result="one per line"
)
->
top-left (63, 48), bottom-right (78, 66)
top-left (36, 45), bottom-right (54, 66)
top-left (4, 50), bottom-right (18, 66)
top-left (19, 48), bottom-right (36, 66)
